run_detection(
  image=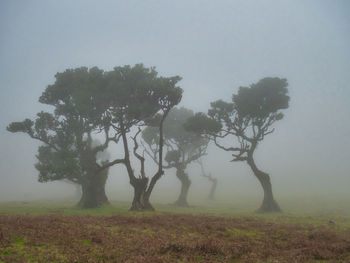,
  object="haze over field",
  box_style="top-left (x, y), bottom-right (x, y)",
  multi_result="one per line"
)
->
top-left (0, 0), bottom-right (349, 210)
